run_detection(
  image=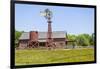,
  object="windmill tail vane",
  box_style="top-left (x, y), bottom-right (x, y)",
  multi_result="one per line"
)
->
top-left (40, 11), bottom-right (46, 16)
